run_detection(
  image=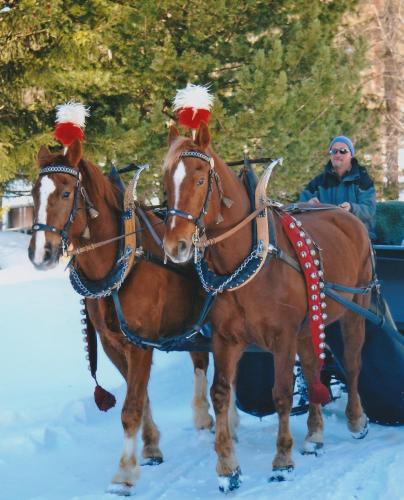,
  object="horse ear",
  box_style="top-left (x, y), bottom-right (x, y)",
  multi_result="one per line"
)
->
top-left (168, 125), bottom-right (180, 145)
top-left (194, 122), bottom-right (210, 150)
top-left (37, 145), bottom-right (50, 165)
top-left (67, 139), bottom-right (83, 167)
